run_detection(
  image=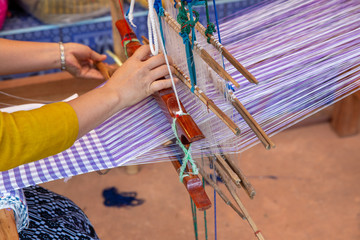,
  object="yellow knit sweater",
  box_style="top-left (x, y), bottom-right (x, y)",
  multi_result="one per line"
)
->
top-left (0, 102), bottom-right (78, 171)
